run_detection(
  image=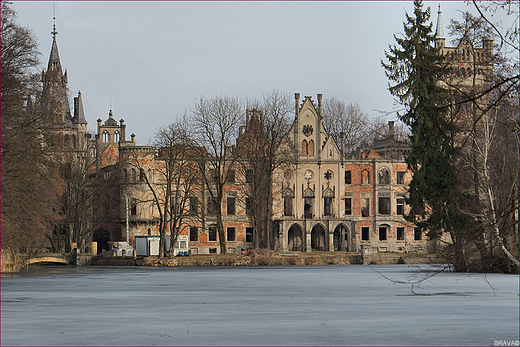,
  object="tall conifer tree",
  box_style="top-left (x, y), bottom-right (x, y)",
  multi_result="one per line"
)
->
top-left (381, 1), bottom-right (464, 267)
